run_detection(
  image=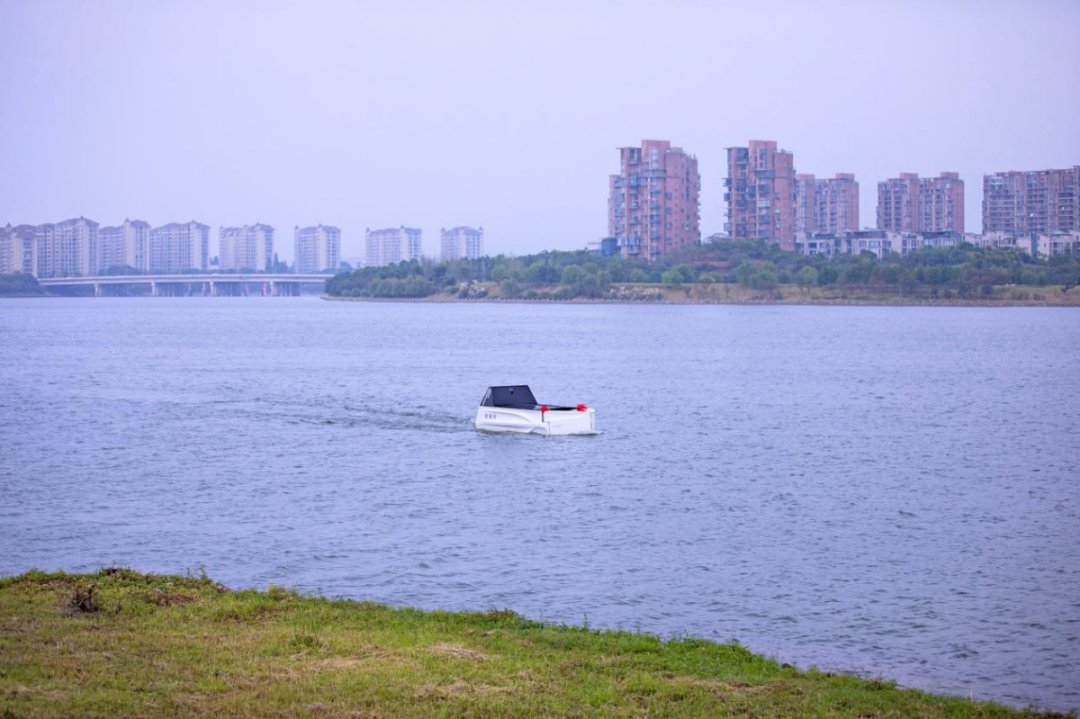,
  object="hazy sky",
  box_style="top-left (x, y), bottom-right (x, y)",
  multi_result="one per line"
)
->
top-left (2, 0), bottom-right (1078, 262)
